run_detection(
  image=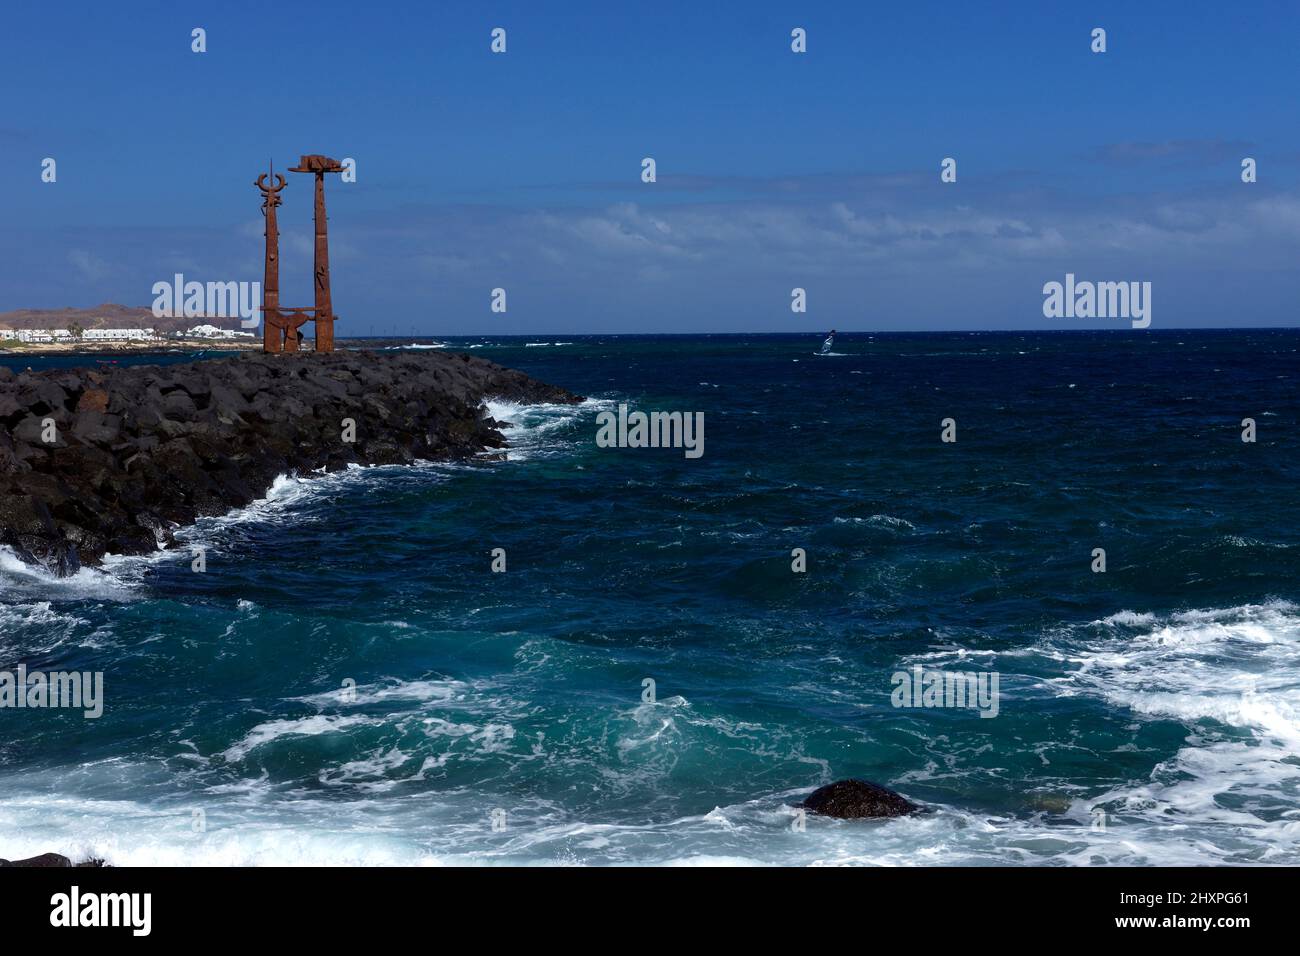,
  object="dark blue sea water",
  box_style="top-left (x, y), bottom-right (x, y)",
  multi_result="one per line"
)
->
top-left (2, 331), bottom-right (1298, 865)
